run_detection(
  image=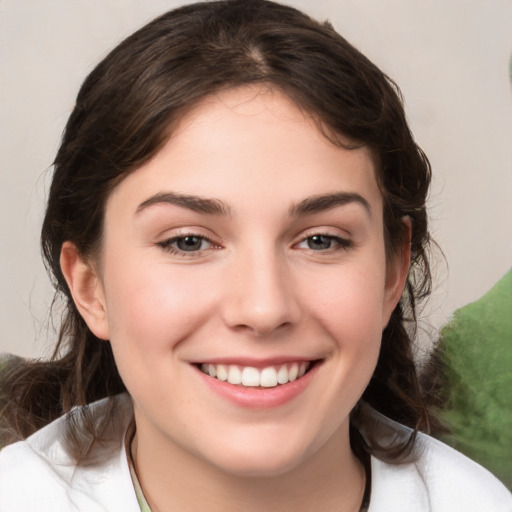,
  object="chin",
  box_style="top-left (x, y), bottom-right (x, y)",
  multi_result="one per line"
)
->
top-left (198, 433), bottom-right (316, 478)
top-left (212, 451), bottom-right (305, 478)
